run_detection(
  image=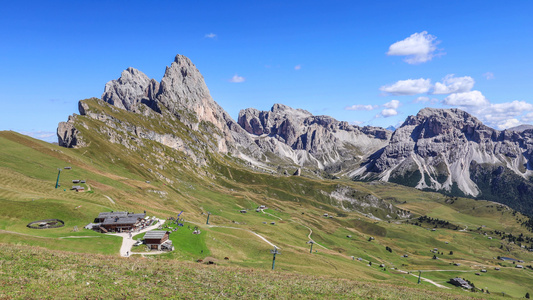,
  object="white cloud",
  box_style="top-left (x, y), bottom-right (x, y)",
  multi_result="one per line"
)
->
top-left (205, 33), bottom-right (217, 38)
top-left (20, 131), bottom-right (56, 142)
top-left (522, 112), bottom-right (533, 123)
top-left (380, 78), bottom-right (432, 95)
top-left (294, 65), bottom-right (301, 70)
top-left (376, 100), bottom-right (401, 117)
top-left (345, 104), bottom-right (378, 111)
top-left (442, 94), bottom-right (533, 129)
top-left (483, 72), bottom-right (495, 80)
top-left (380, 108), bottom-right (398, 117)
top-left (387, 31), bottom-right (441, 64)
top-left (479, 101), bottom-right (533, 129)
top-left (383, 99), bottom-right (400, 109)
top-left (433, 74), bottom-right (475, 94)
top-left (351, 120), bottom-right (364, 126)
top-left (229, 74), bottom-right (245, 83)
top-left (496, 118), bottom-right (521, 130)
top-left (443, 91), bottom-right (489, 107)
top-left (483, 101), bottom-right (533, 118)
